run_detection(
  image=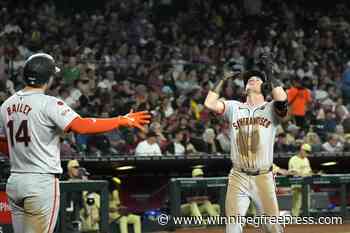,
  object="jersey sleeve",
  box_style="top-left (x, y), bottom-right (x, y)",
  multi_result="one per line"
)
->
top-left (223, 100), bottom-right (238, 122)
top-left (44, 97), bottom-right (80, 131)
